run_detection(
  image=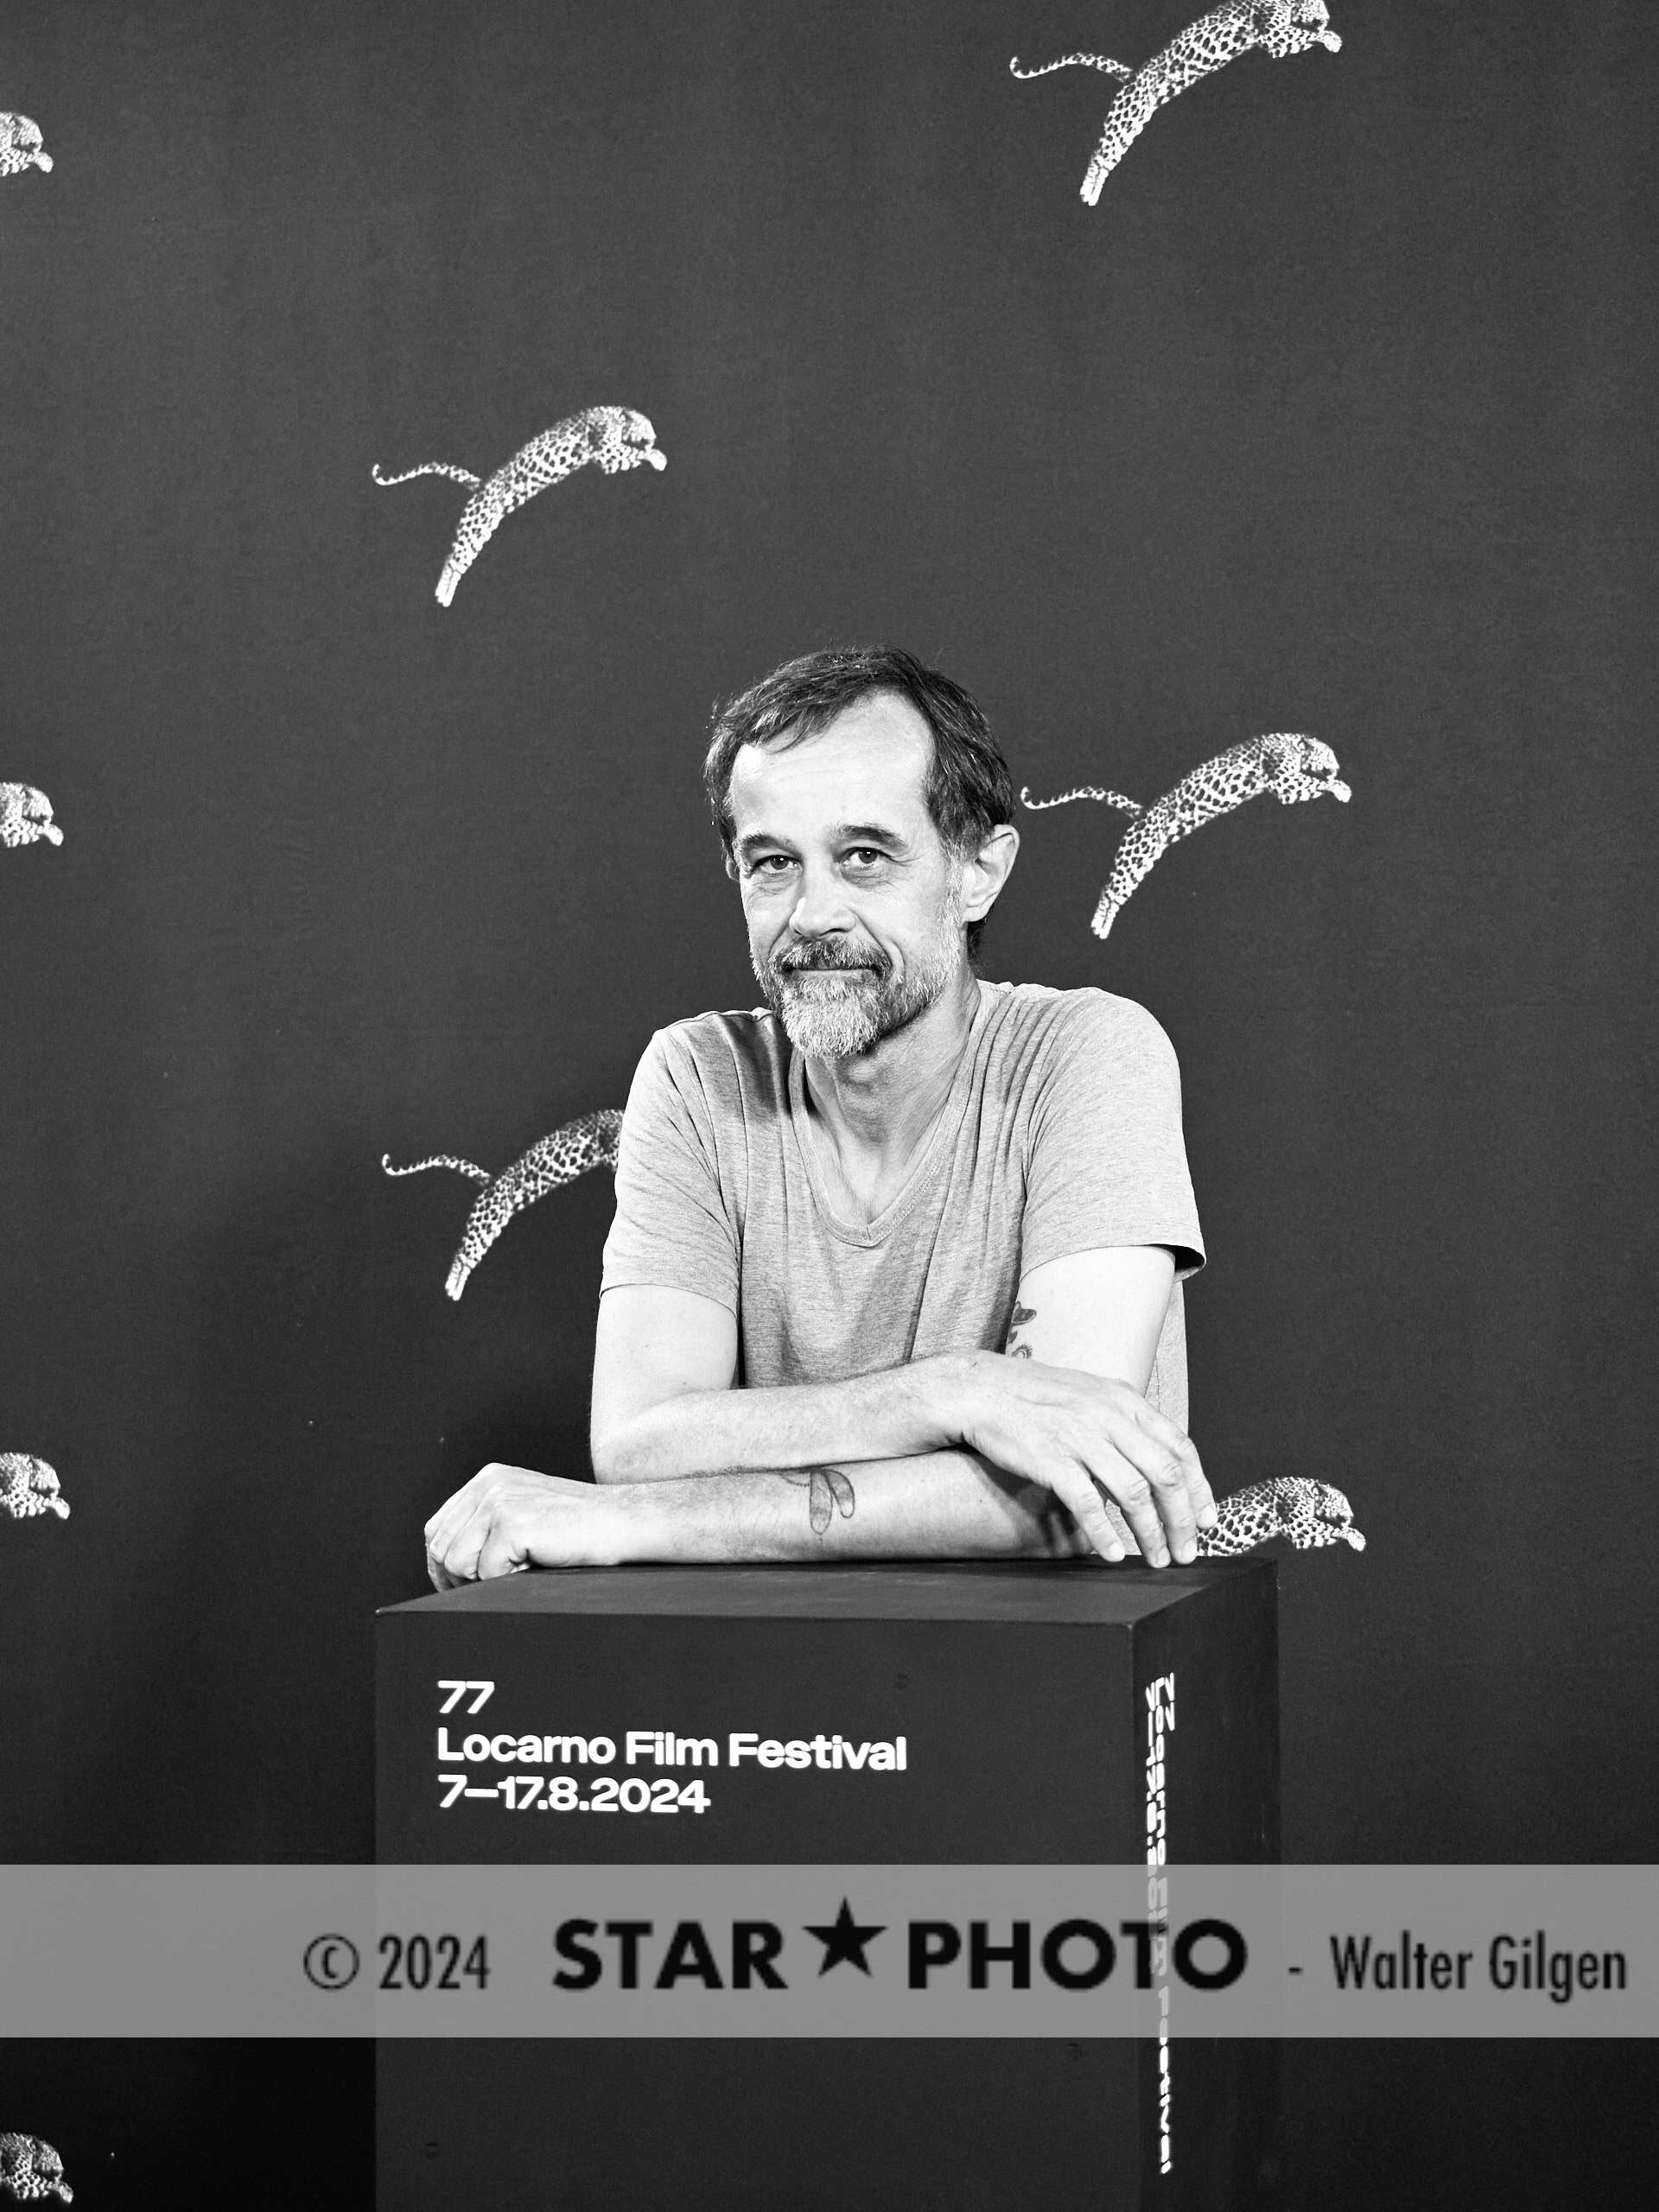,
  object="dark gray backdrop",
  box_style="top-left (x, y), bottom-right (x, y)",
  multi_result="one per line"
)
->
top-left (2, 0), bottom-right (1654, 2126)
